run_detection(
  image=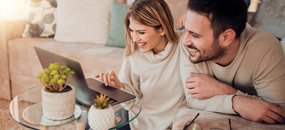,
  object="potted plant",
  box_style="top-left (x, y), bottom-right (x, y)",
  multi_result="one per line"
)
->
top-left (88, 93), bottom-right (115, 130)
top-left (37, 62), bottom-right (75, 120)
